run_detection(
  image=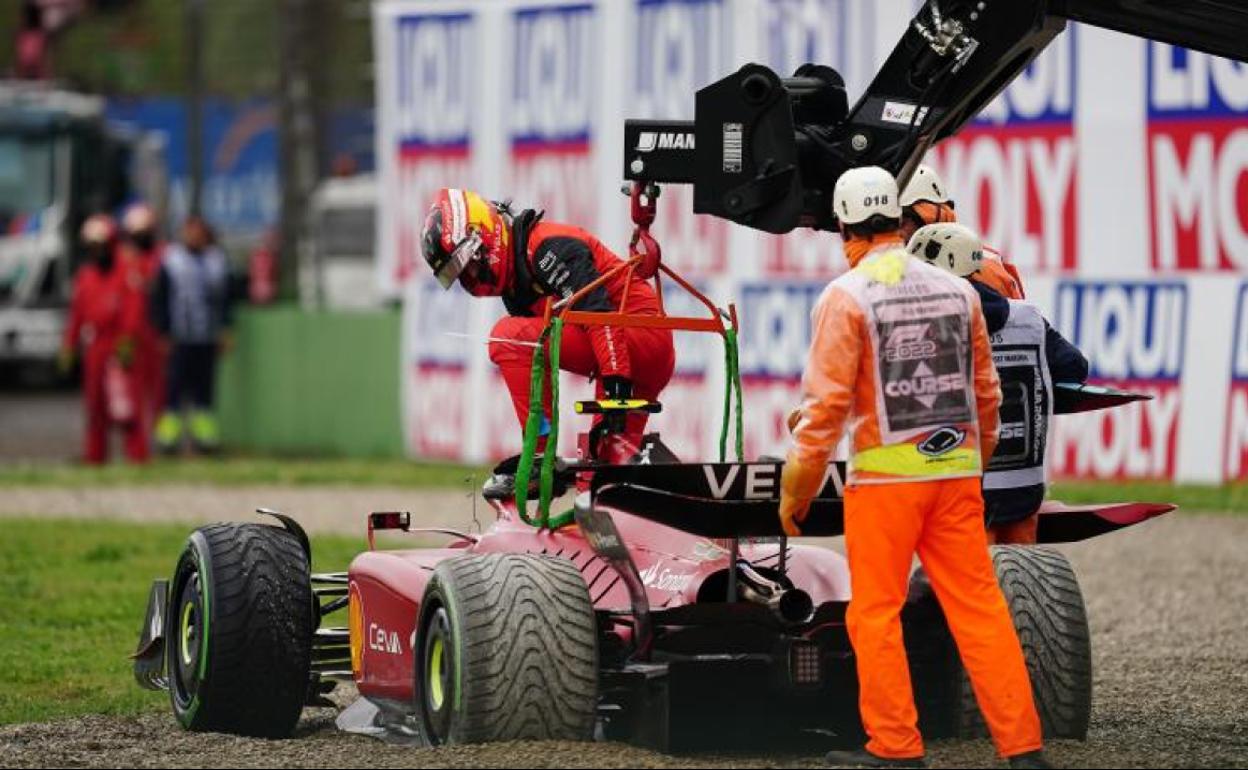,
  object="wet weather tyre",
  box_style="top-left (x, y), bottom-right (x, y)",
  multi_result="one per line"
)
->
top-left (957, 546), bottom-right (1092, 740)
top-left (416, 553), bottom-right (598, 745)
top-left (166, 522), bottom-right (314, 738)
